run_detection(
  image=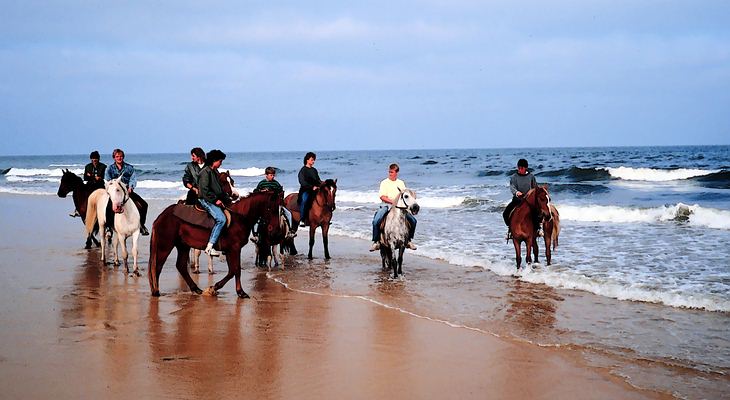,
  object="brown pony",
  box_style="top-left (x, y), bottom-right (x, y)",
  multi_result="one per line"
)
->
top-left (148, 191), bottom-right (284, 298)
top-left (508, 185), bottom-right (553, 270)
top-left (283, 179), bottom-right (337, 259)
top-left (57, 169), bottom-right (102, 249)
top-left (541, 203), bottom-right (560, 266)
